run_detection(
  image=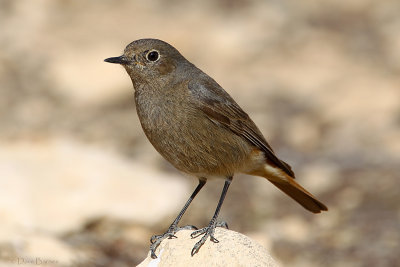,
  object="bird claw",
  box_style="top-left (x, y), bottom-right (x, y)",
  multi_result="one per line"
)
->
top-left (149, 224), bottom-right (198, 258)
top-left (190, 220), bottom-right (227, 256)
